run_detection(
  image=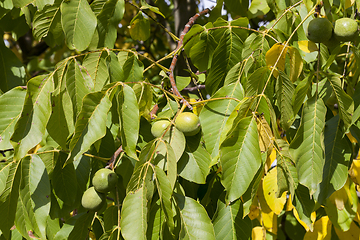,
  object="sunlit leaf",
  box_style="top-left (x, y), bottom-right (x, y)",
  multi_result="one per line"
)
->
top-left (303, 216), bottom-right (331, 240)
top-left (255, 113), bottom-right (273, 152)
top-left (118, 84), bottom-right (139, 159)
top-left (276, 71), bottom-right (295, 130)
top-left (68, 91), bottom-right (112, 163)
top-left (212, 193), bottom-right (252, 240)
top-left (0, 87), bottom-right (26, 149)
top-left (61, 0), bottom-right (97, 51)
top-left (298, 40), bottom-right (318, 53)
top-left (220, 116), bottom-right (262, 203)
top-left (129, 12), bottom-right (150, 41)
top-left (11, 75), bottom-right (54, 160)
top-left (120, 187), bottom-right (147, 240)
top-left (174, 193), bottom-right (215, 239)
